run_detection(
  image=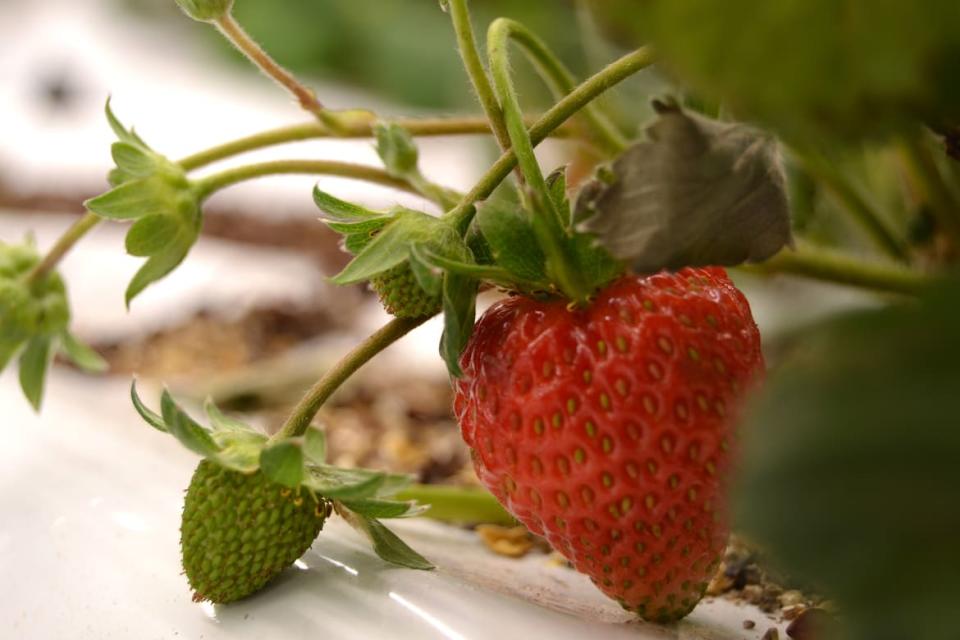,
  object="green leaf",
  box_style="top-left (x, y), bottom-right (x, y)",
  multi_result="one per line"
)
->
top-left (313, 186), bottom-right (383, 221)
top-left (329, 218), bottom-right (411, 285)
top-left (259, 441), bottom-right (304, 488)
top-left (85, 179), bottom-right (170, 221)
top-left (340, 498), bottom-right (425, 519)
top-left (302, 465), bottom-right (387, 500)
top-left (373, 473), bottom-right (416, 498)
top-left (130, 380), bottom-right (167, 432)
top-left (111, 142), bottom-right (157, 178)
top-left (213, 432), bottom-right (266, 473)
top-left (161, 389), bottom-right (220, 457)
top-left (18, 336), bottom-right (51, 411)
top-left (356, 517), bottom-right (434, 570)
top-left (417, 249), bottom-right (514, 286)
top-left (104, 98), bottom-right (147, 147)
top-left (203, 397), bottom-right (251, 432)
top-left (575, 102), bottom-right (792, 273)
top-left (374, 121), bottom-right (420, 179)
top-left (734, 279), bottom-right (960, 640)
top-left (124, 215), bottom-right (180, 257)
top-left (302, 427), bottom-right (327, 465)
top-left (125, 242), bottom-right (191, 307)
top-left (60, 331), bottom-right (108, 373)
top-left (407, 245), bottom-right (444, 298)
top-left (476, 202), bottom-right (547, 283)
top-left (438, 270), bottom-right (477, 378)
top-left (640, 0), bottom-right (960, 142)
